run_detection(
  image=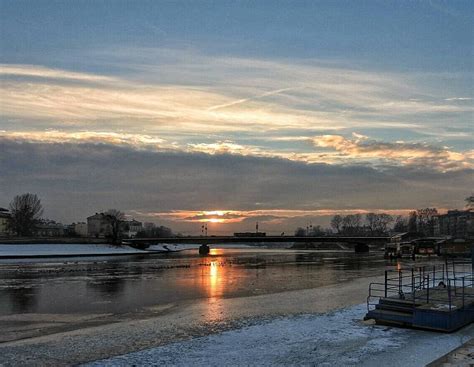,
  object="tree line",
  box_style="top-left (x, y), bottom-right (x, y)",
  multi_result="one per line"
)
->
top-left (296, 194), bottom-right (473, 237)
top-left (4, 192), bottom-right (473, 239)
top-left (3, 193), bottom-right (173, 243)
